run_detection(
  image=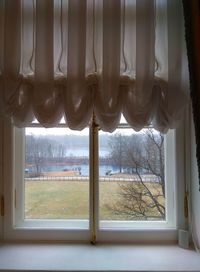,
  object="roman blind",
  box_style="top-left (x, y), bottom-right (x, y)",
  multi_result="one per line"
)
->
top-left (0, 0), bottom-right (188, 132)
